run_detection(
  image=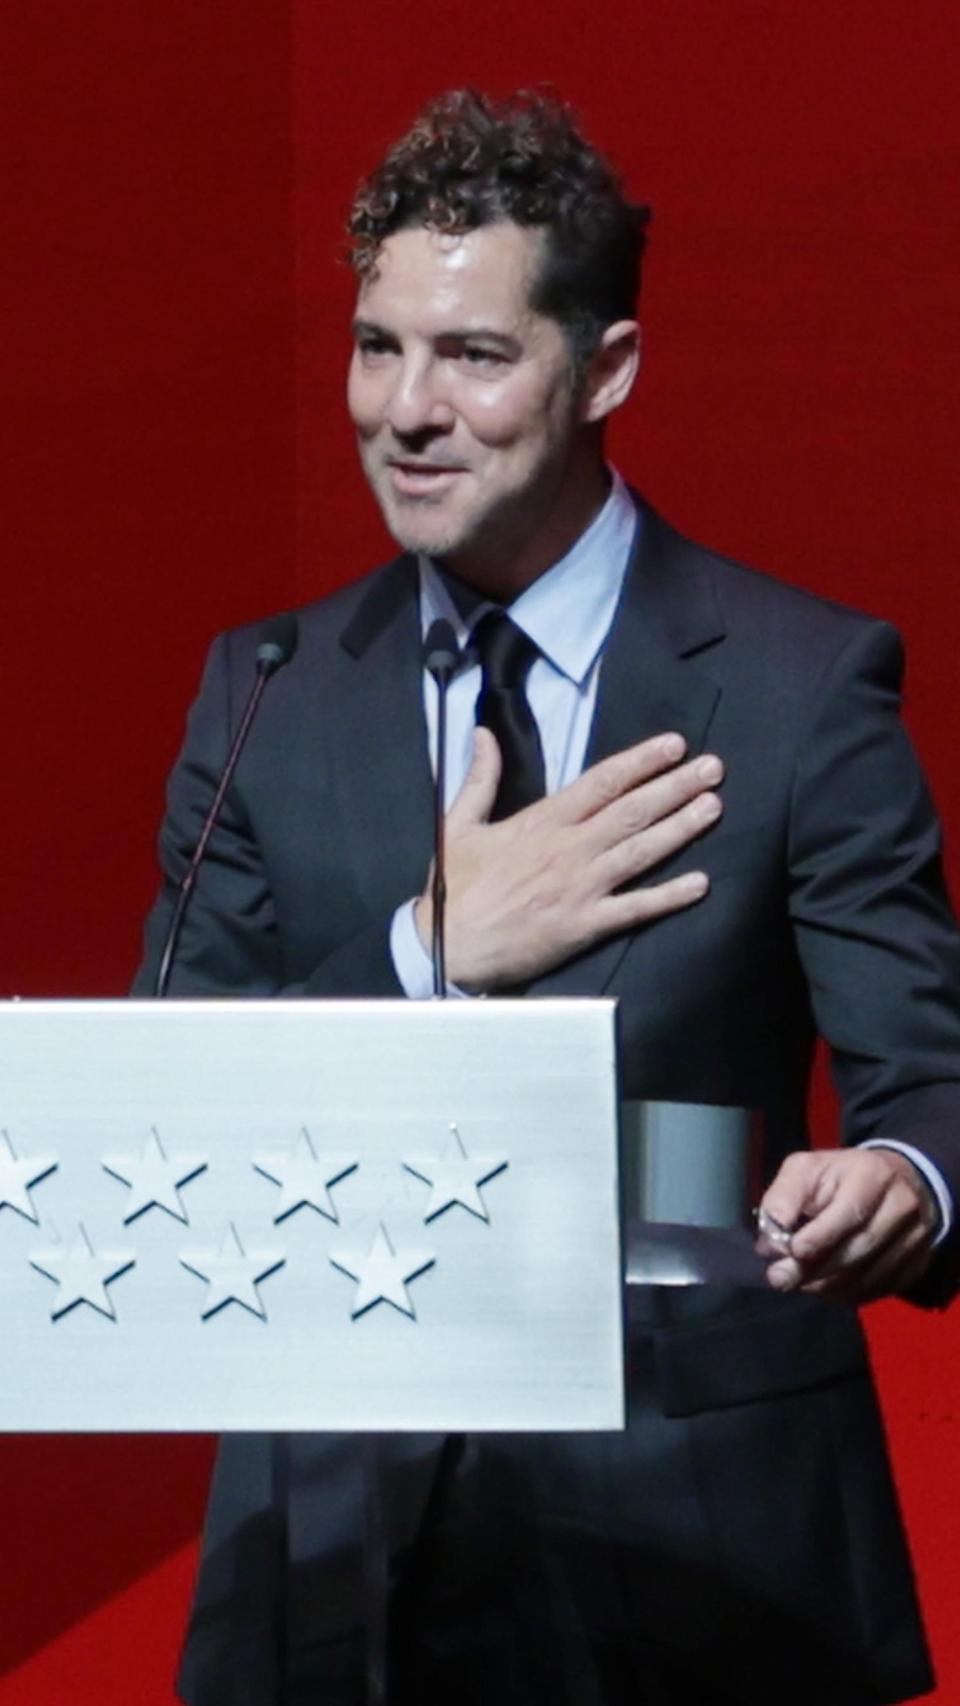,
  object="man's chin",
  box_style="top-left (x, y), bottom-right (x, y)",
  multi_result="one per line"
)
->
top-left (380, 498), bottom-right (470, 561)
